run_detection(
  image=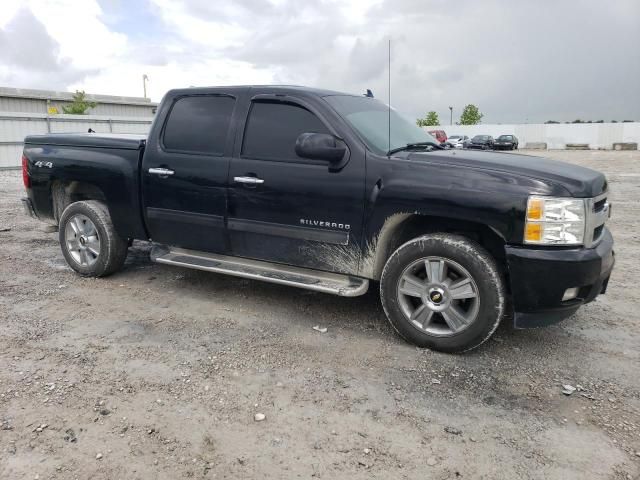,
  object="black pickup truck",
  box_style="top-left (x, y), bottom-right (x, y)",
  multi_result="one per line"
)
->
top-left (21, 85), bottom-right (614, 352)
